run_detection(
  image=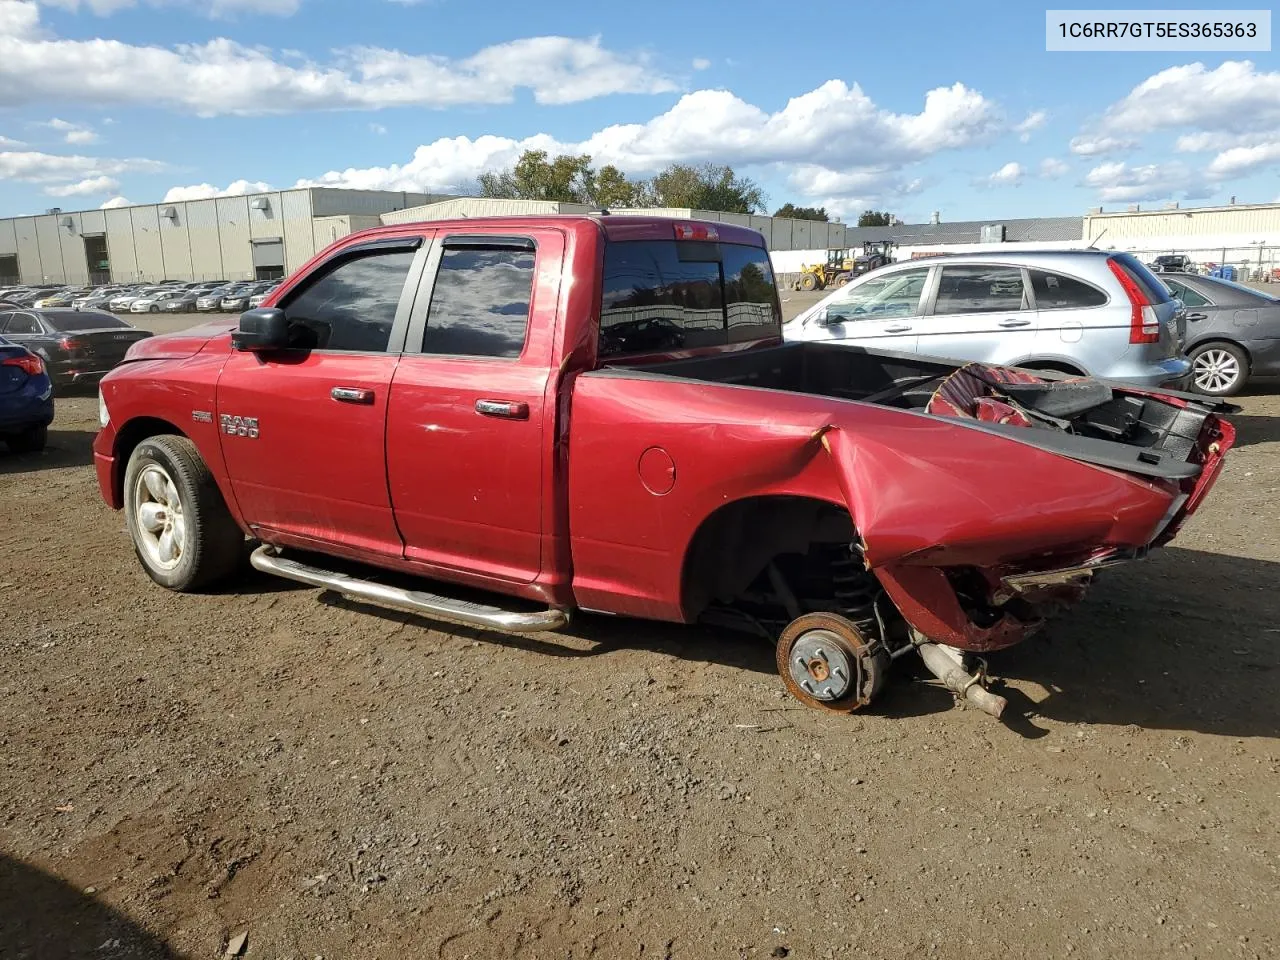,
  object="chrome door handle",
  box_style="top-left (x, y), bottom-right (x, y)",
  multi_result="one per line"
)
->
top-left (998, 319), bottom-right (1032, 328)
top-left (1185, 312), bottom-right (1207, 321)
top-left (331, 386), bottom-right (375, 404)
top-left (883, 324), bottom-right (912, 333)
top-left (475, 399), bottom-right (530, 420)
